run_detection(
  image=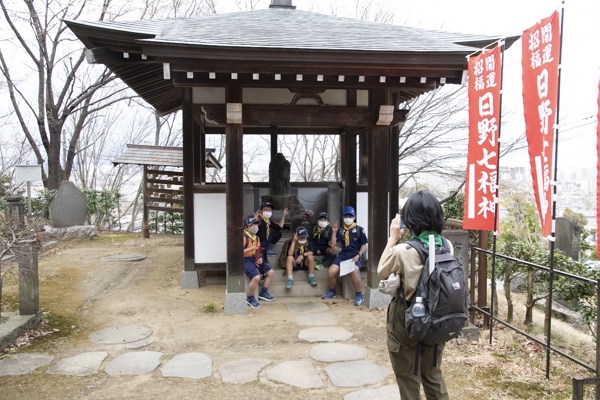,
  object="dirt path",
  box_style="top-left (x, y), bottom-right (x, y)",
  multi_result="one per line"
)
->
top-left (0, 234), bottom-right (592, 399)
